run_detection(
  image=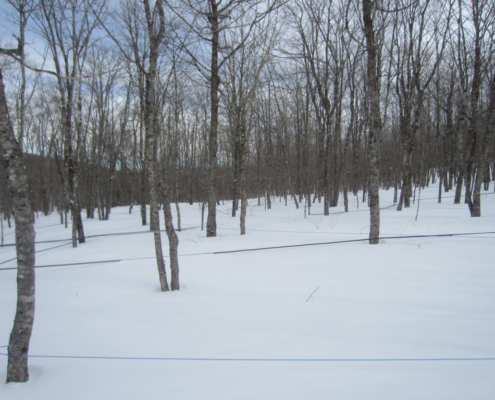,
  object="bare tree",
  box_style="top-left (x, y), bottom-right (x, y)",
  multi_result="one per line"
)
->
top-left (362, 0), bottom-right (382, 244)
top-left (393, 0), bottom-right (453, 211)
top-left (225, 19), bottom-right (276, 234)
top-left (34, 0), bottom-right (106, 247)
top-left (471, 74), bottom-right (495, 215)
top-left (0, 60), bottom-right (35, 384)
top-left (141, 0), bottom-right (170, 291)
top-left (166, 0), bottom-right (280, 237)
top-left (0, 0), bottom-right (37, 382)
top-left (109, 0), bottom-right (182, 291)
top-left (5, 0), bottom-right (37, 151)
top-left (455, 0), bottom-right (494, 216)
top-left (84, 47), bottom-right (126, 221)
